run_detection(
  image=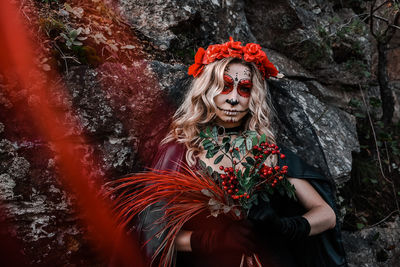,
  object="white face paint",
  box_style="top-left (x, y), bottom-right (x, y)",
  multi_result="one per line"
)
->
top-left (214, 62), bottom-right (252, 128)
